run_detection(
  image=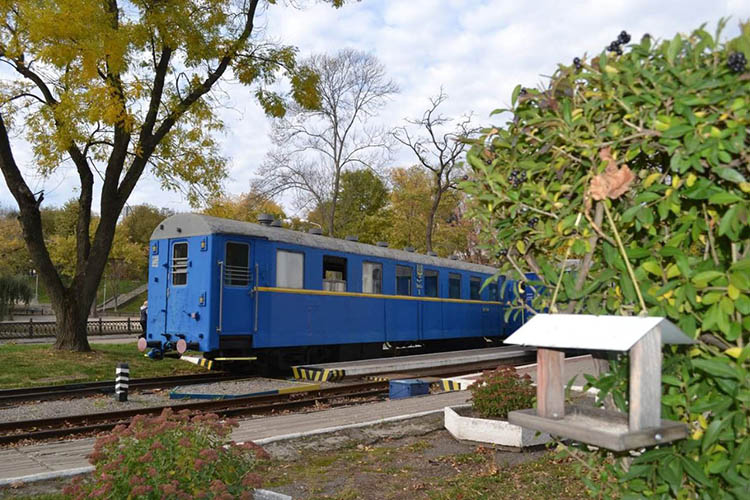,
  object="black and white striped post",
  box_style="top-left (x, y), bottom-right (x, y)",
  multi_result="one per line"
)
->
top-left (115, 362), bottom-right (129, 402)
